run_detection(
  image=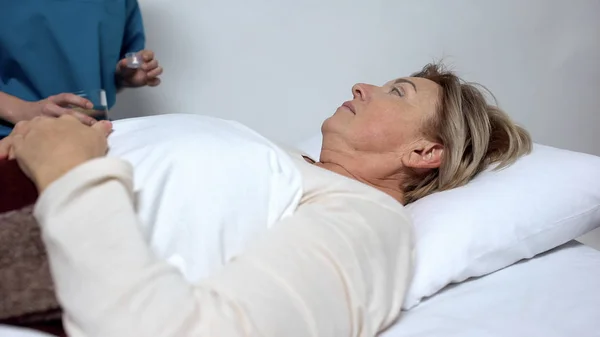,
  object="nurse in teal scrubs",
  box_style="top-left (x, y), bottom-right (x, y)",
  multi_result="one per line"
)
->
top-left (0, 0), bottom-right (163, 138)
